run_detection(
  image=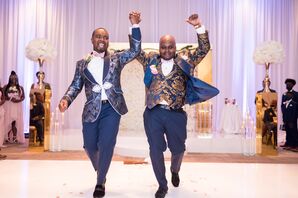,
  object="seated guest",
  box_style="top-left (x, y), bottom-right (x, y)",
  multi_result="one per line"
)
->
top-left (263, 100), bottom-right (277, 148)
top-left (30, 93), bottom-right (45, 145)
